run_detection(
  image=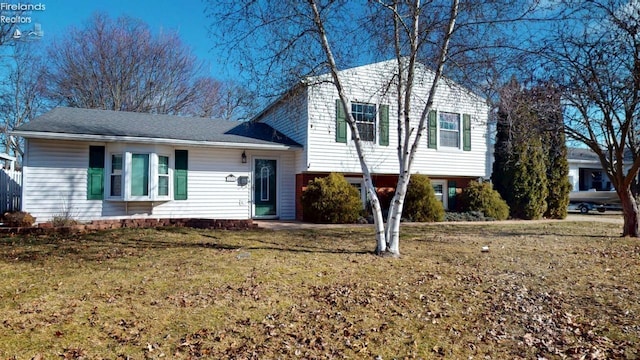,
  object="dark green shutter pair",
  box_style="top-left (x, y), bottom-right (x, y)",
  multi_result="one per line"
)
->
top-left (427, 111), bottom-right (471, 151)
top-left (335, 99), bottom-right (389, 146)
top-left (87, 147), bottom-right (188, 200)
